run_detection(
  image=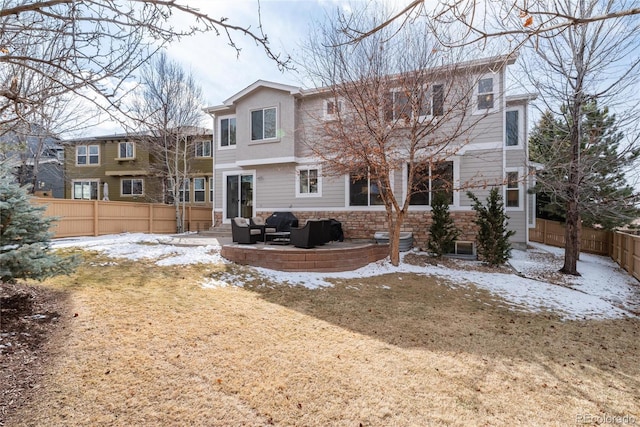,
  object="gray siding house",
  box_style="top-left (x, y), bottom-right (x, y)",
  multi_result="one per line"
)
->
top-left (204, 55), bottom-right (536, 252)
